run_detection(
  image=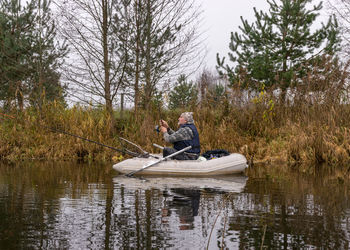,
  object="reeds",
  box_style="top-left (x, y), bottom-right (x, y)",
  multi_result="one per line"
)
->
top-left (0, 98), bottom-right (350, 172)
top-left (1, 58), bottom-right (350, 176)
